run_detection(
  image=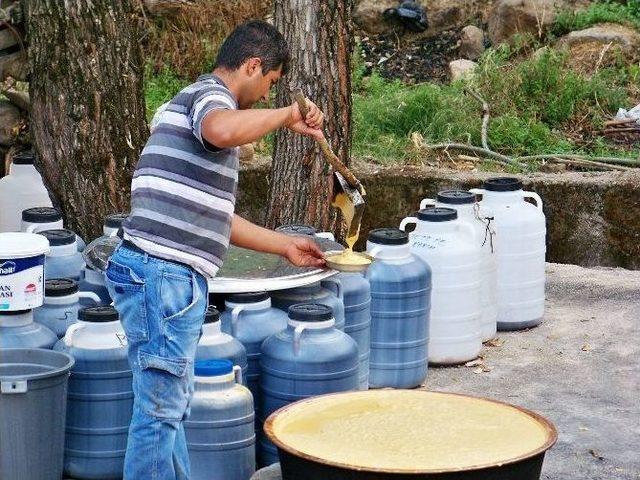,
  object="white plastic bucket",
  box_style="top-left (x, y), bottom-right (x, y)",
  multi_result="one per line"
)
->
top-left (0, 232), bottom-right (50, 311)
